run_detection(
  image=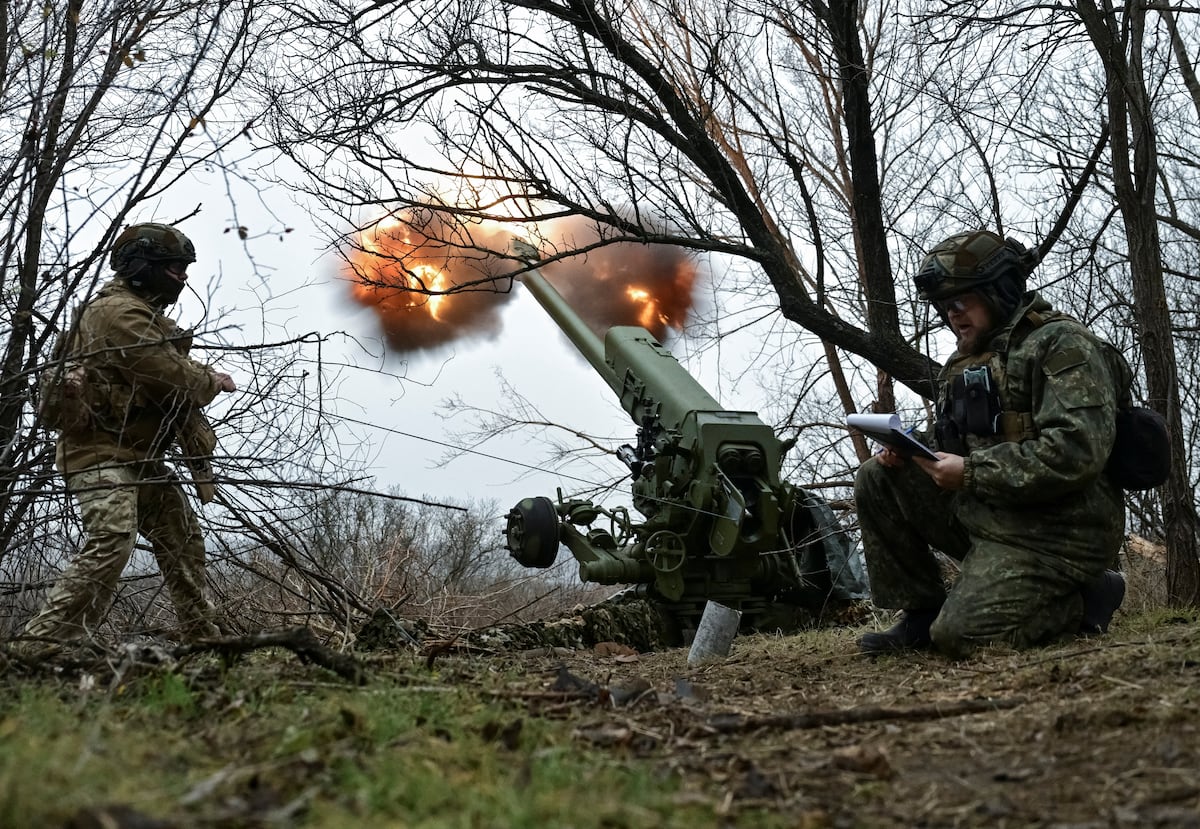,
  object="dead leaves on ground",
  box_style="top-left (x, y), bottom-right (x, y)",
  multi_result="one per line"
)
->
top-left (495, 654), bottom-right (1020, 800)
top-left (4, 627), bottom-right (368, 685)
